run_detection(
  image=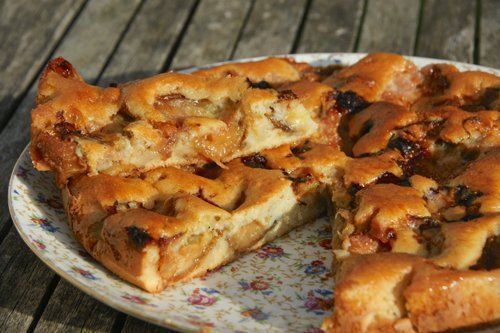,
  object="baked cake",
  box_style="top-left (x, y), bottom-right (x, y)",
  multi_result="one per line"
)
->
top-left (30, 53), bottom-right (500, 332)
